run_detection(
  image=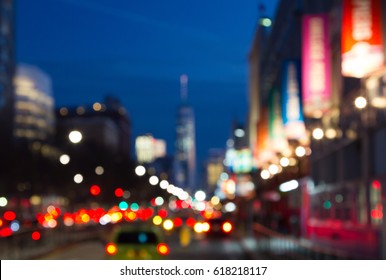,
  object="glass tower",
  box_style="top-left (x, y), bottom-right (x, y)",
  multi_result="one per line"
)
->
top-left (174, 74), bottom-right (197, 192)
